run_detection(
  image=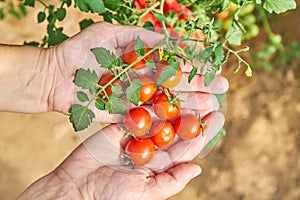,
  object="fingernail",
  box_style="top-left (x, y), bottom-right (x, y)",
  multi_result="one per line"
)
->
top-left (191, 167), bottom-right (202, 179)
